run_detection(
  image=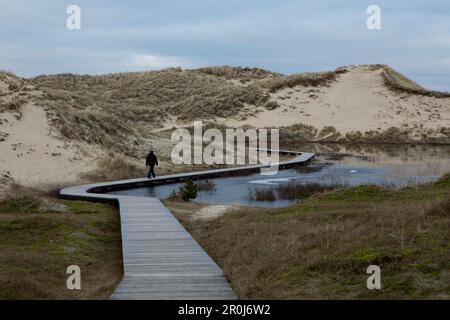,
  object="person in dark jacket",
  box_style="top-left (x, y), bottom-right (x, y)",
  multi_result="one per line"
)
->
top-left (146, 150), bottom-right (158, 179)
